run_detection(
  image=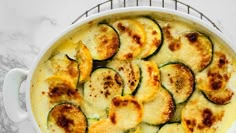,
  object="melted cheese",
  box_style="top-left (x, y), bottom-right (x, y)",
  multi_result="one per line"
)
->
top-left (30, 13), bottom-right (236, 133)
